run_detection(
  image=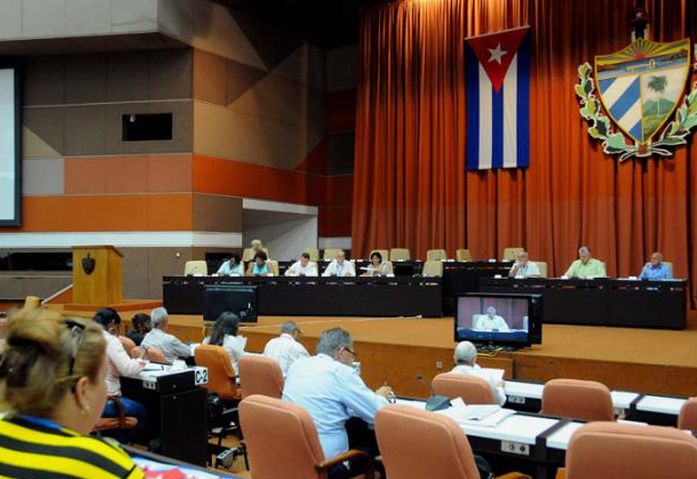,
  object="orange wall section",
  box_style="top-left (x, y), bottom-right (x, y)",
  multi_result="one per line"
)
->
top-left (192, 155), bottom-right (353, 210)
top-left (65, 155), bottom-right (193, 194)
top-left (5, 194), bottom-right (193, 232)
